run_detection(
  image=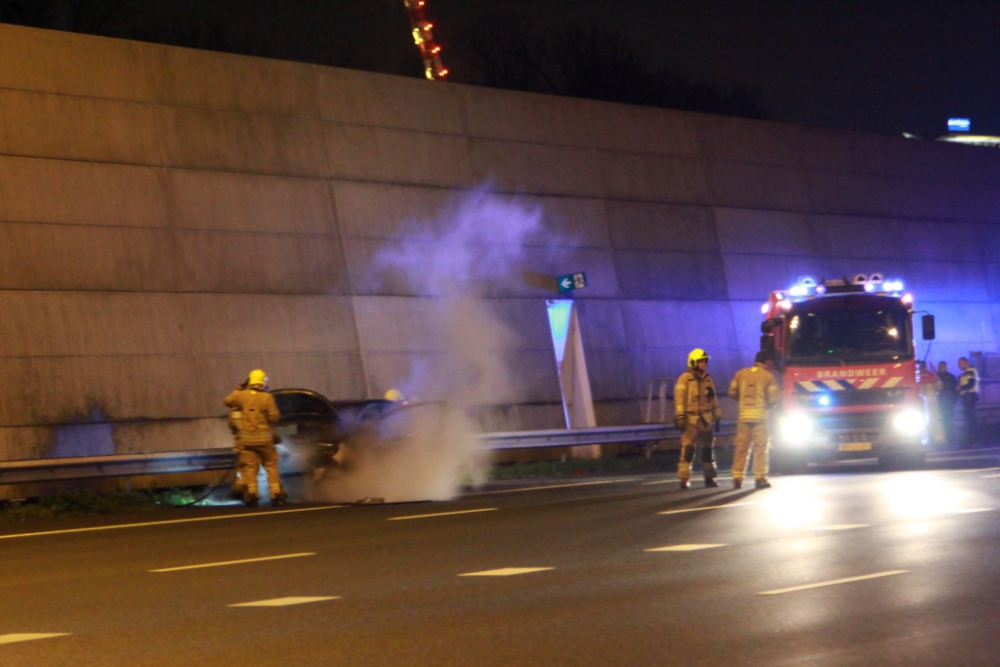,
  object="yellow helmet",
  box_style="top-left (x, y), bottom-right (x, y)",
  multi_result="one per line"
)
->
top-left (687, 348), bottom-right (710, 370)
top-left (247, 369), bottom-right (267, 387)
top-left (384, 389), bottom-right (404, 402)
